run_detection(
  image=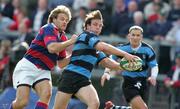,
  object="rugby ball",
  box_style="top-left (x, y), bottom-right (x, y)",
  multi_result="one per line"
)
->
top-left (119, 57), bottom-right (143, 71)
